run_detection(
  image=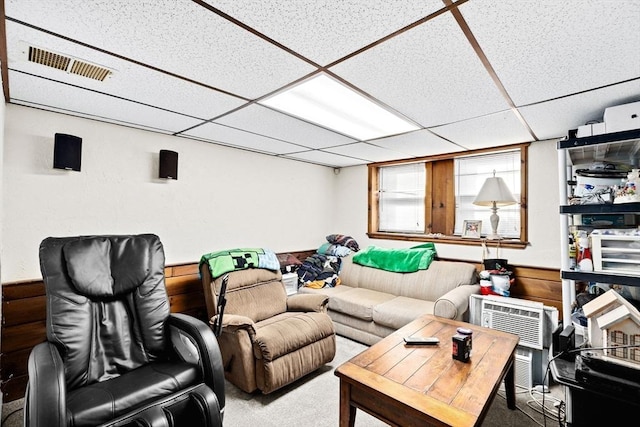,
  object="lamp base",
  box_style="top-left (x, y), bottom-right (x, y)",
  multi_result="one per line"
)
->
top-left (485, 233), bottom-right (503, 240)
